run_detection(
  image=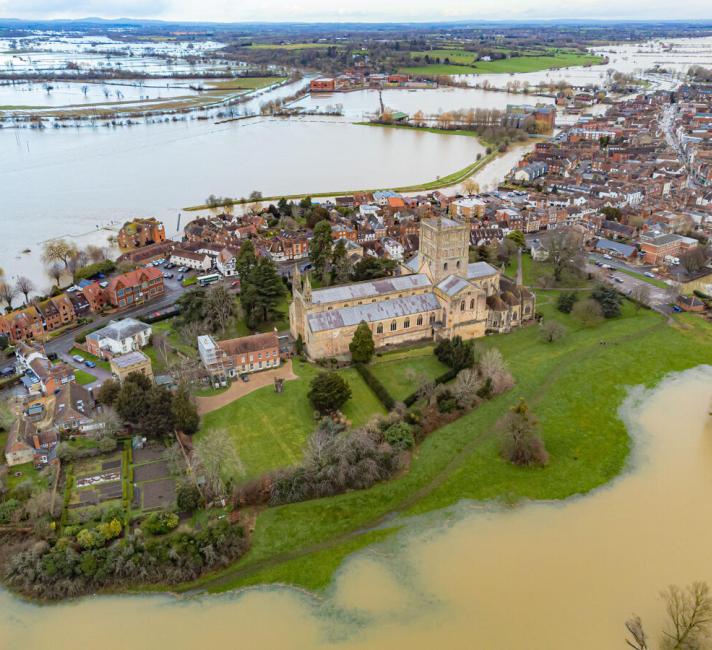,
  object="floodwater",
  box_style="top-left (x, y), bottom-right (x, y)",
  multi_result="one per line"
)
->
top-left (293, 86), bottom-right (553, 119)
top-left (2, 367), bottom-right (711, 650)
top-left (0, 113), bottom-right (482, 290)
